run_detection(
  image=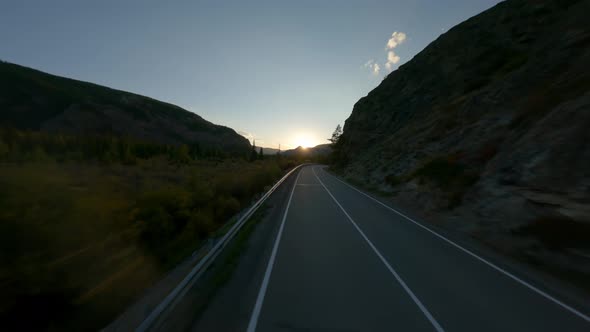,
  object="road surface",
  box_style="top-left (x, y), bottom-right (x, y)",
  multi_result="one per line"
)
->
top-left (188, 165), bottom-right (589, 332)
